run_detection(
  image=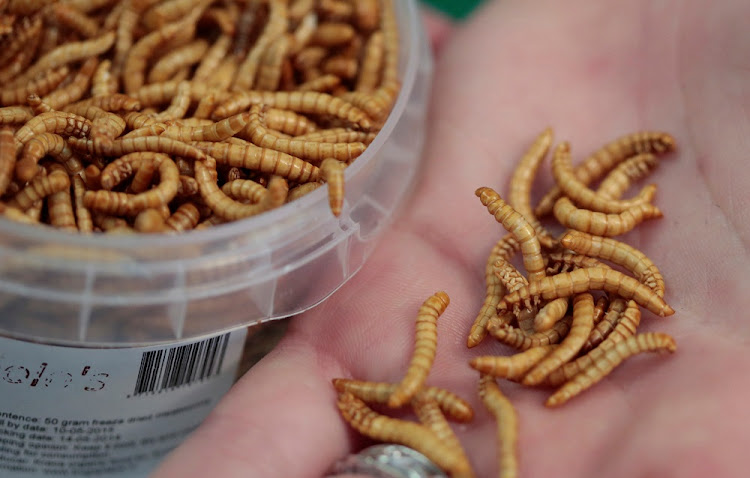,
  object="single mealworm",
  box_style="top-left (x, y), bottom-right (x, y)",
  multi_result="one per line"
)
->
top-left (212, 90), bottom-right (372, 130)
top-left (522, 293), bottom-right (595, 385)
top-left (560, 230), bottom-right (666, 297)
top-left (91, 59), bottom-right (118, 98)
top-left (16, 133), bottom-right (77, 182)
top-left (193, 34), bottom-right (232, 83)
top-left (331, 378), bottom-right (474, 422)
top-left (596, 153), bottom-right (658, 200)
top-left (356, 30), bottom-right (384, 93)
top-left (134, 208), bottom-right (168, 233)
top-left (256, 34), bottom-right (292, 91)
top-left (535, 131), bottom-right (676, 217)
top-left (387, 291), bottom-right (450, 408)
top-left (263, 108), bottom-right (317, 136)
top-left (553, 197), bottom-right (663, 237)
top-left (0, 66), bottom-right (69, 106)
top-left (63, 103), bottom-right (126, 138)
top-left (121, 123), bottom-right (168, 139)
top-left (533, 297), bottom-right (569, 332)
top-left (196, 162), bottom-right (288, 221)
top-left (476, 187), bottom-right (546, 282)
top-left (411, 395), bottom-right (471, 472)
top-left (498, 267), bottom-right (674, 317)
top-left (592, 295), bottom-right (610, 325)
top-left (286, 181), bottom-right (322, 202)
top-left (296, 74), bottom-right (341, 92)
top-left (470, 345), bottom-right (556, 381)
top-left (8, 169), bottom-right (70, 210)
top-left (293, 128), bottom-right (375, 144)
top-left (152, 80), bottom-right (191, 121)
top-left (41, 58), bottom-right (100, 110)
top-left (311, 22), bottom-right (355, 47)
top-left (221, 179), bottom-right (268, 204)
top-left (162, 113), bottom-right (249, 143)
top-left (478, 374), bottom-right (519, 478)
top-left (552, 141), bottom-right (655, 214)
top-left (75, 94), bottom-right (142, 113)
top-left (165, 202), bottom-right (200, 232)
top-left (14, 112), bottom-right (92, 148)
top-left (232, 0), bottom-right (288, 91)
top-left (545, 332), bottom-right (676, 407)
top-left (49, 3), bottom-right (100, 38)
top-left (545, 251), bottom-right (610, 275)
top-left (70, 136), bottom-right (211, 165)
top-left (45, 164), bottom-right (76, 231)
top-left (508, 127), bottom-right (556, 249)
top-left (320, 157), bottom-right (345, 216)
top-left (148, 39), bottom-right (209, 84)
top-left (336, 393), bottom-right (476, 478)
top-left (191, 140), bottom-right (319, 183)
top-left (467, 234), bottom-right (520, 348)
top-left (488, 316), bottom-right (572, 351)
top-left (0, 126), bottom-right (16, 195)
